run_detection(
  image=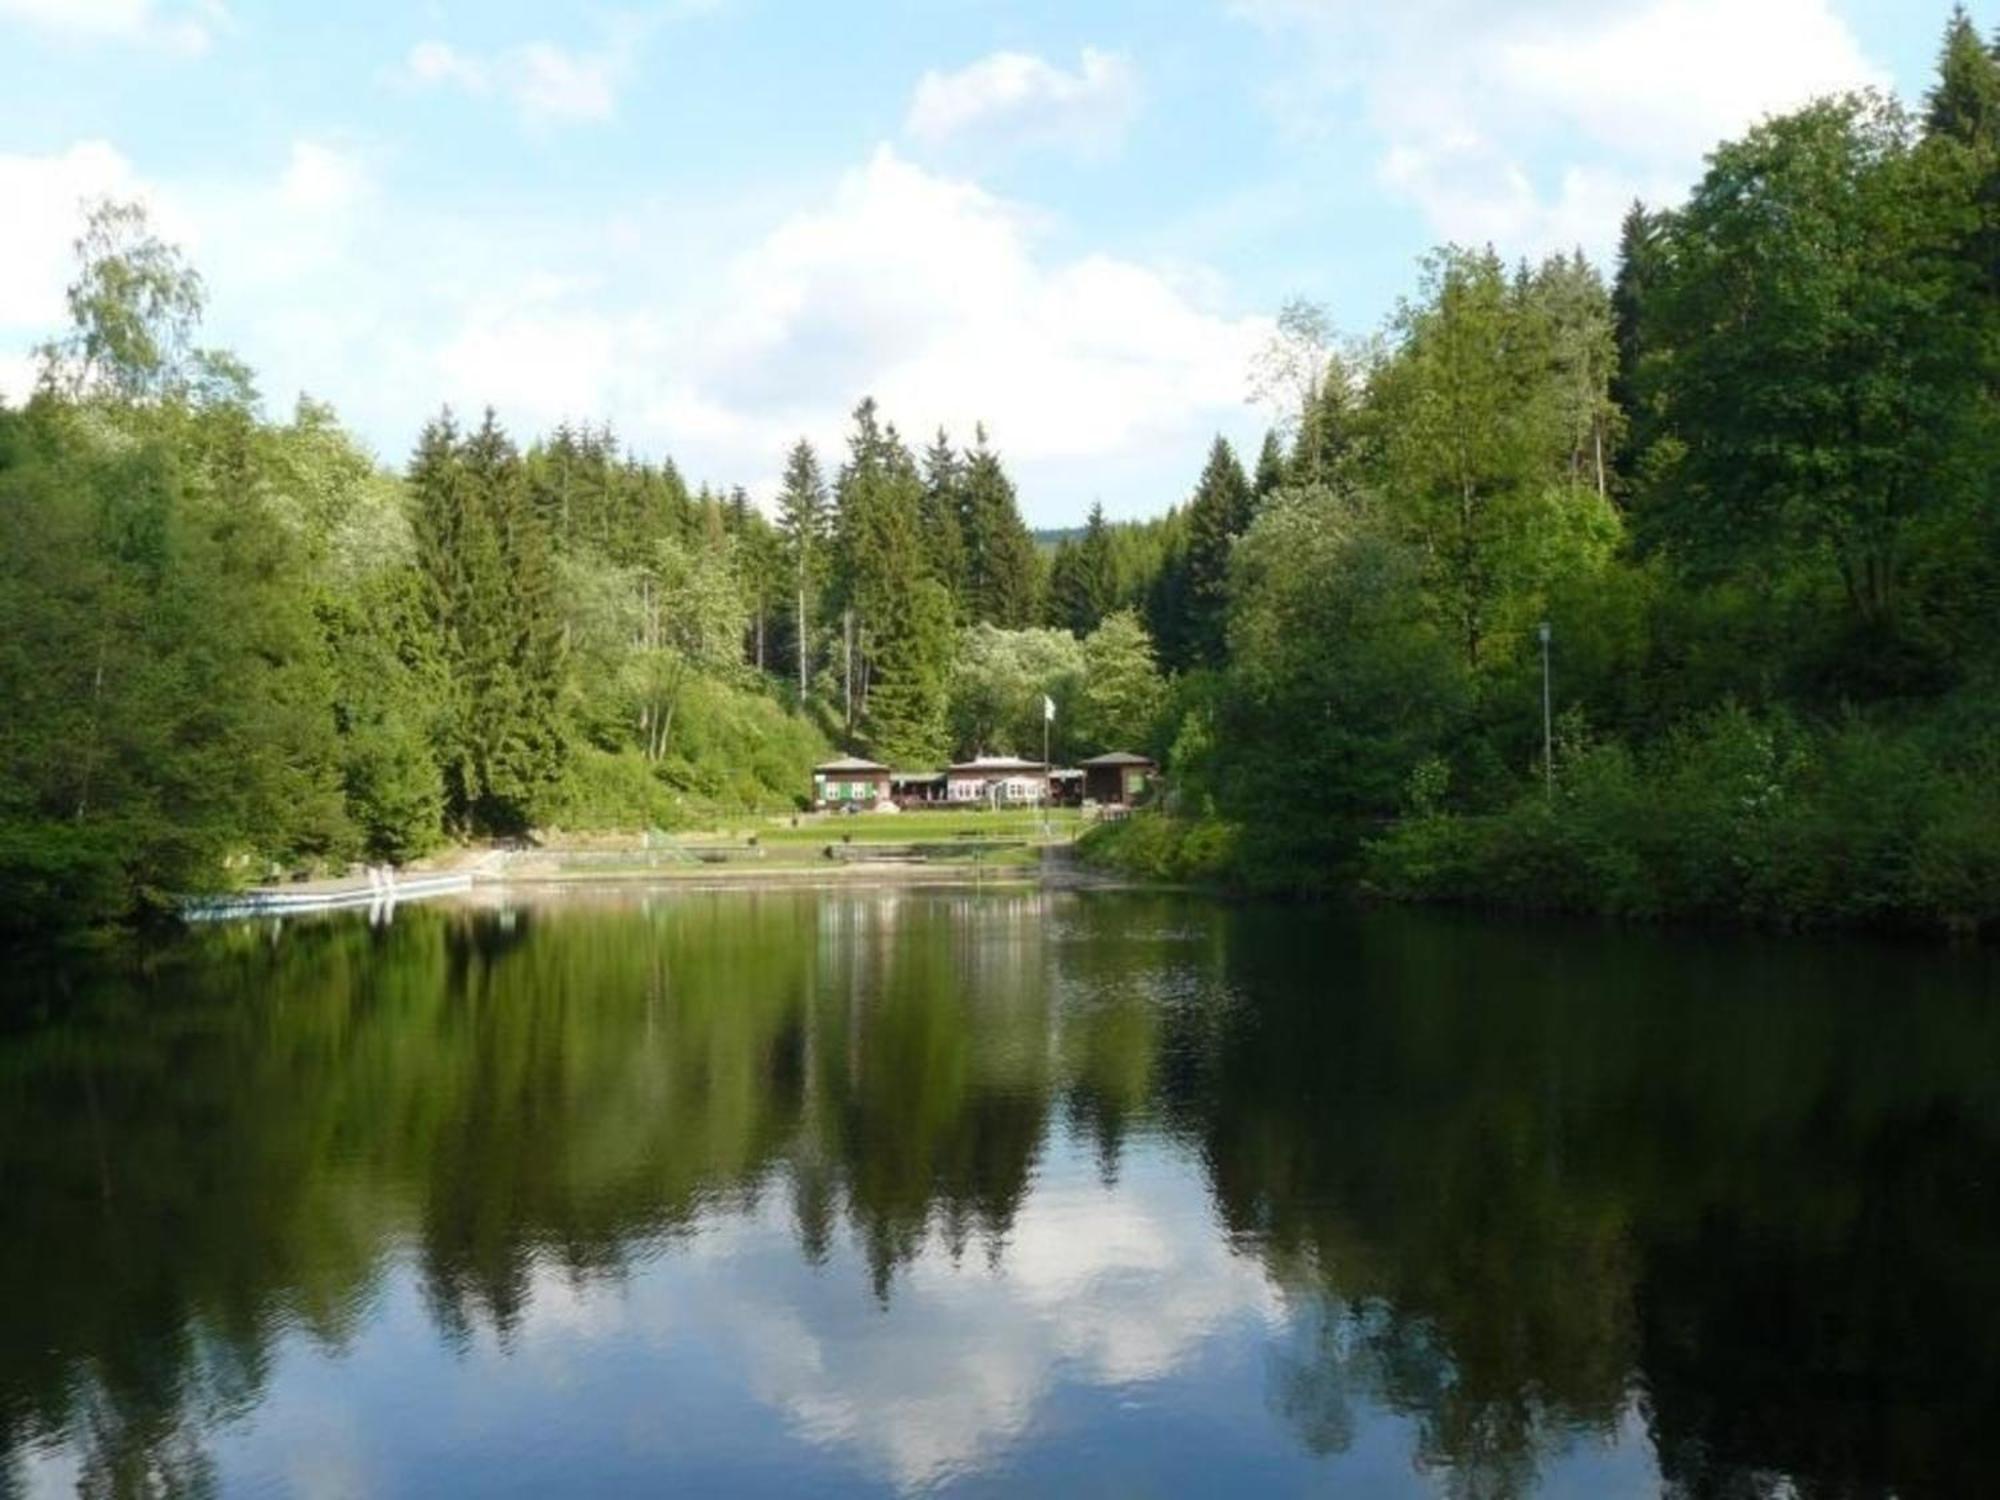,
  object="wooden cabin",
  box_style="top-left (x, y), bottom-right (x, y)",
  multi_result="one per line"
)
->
top-left (812, 756), bottom-right (892, 810)
top-left (1080, 752), bottom-right (1156, 807)
top-left (945, 756), bottom-right (1049, 806)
